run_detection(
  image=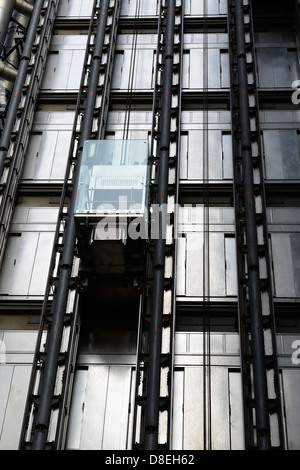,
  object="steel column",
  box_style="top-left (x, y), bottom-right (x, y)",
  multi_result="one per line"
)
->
top-left (235, 0), bottom-right (271, 449)
top-left (144, 1), bottom-right (175, 450)
top-left (228, 0), bottom-right (285, 449)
